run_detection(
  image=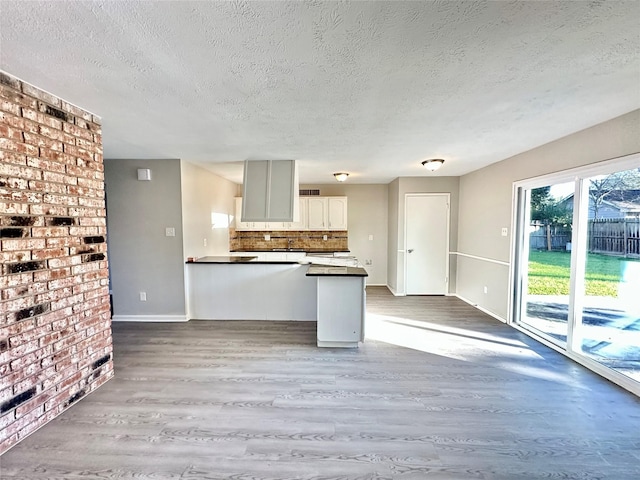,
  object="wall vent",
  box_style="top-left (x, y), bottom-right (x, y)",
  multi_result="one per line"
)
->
top-left (300, 189), bottom-right (320, 196)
